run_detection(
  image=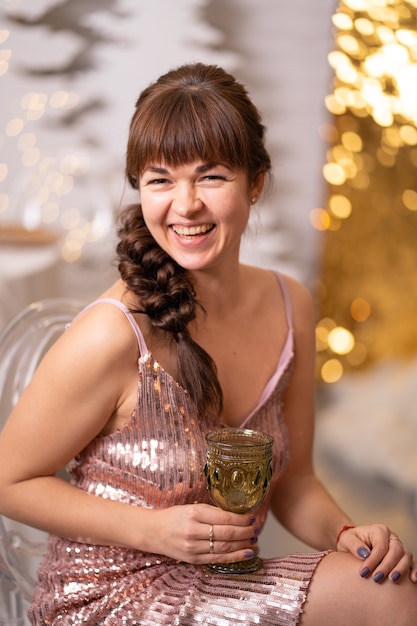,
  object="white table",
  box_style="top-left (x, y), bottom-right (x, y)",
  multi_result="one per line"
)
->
top-left (0, 244), bottom-right (61, 330)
